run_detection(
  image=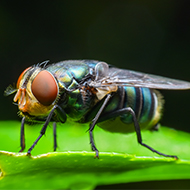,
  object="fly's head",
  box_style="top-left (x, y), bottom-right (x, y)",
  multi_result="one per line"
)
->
top-left (5, 66), bottom-right (59, 119)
